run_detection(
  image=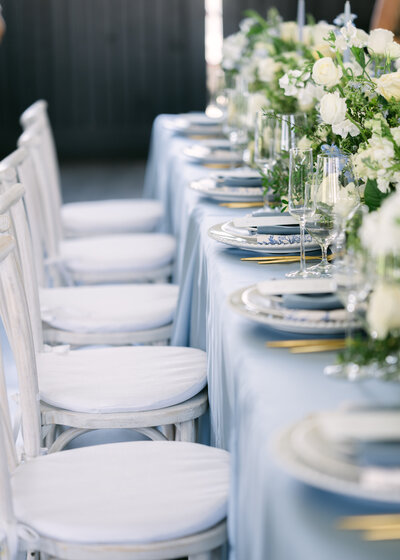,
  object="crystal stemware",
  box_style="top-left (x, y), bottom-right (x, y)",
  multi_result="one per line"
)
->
top-left (254, 111), bottom-right (276, 208)
top-left (286, 148), bottom-right (318, 278)
top-left (305, 153), bottom-right (359, 276)
top-left (224, 86), bottom-right (249, 168)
